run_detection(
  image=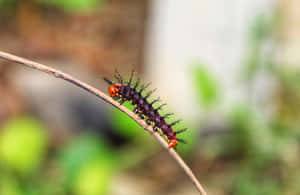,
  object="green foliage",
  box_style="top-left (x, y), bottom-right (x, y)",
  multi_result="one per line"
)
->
top-left (243, 15), bottom-right (268, 80)
top-left (58, 133), bottom-right (116, 194)
top-left (227, 105), bottom-right (278, 165)
top-left (38, 0), bottom-right (105, 13)
top-left (242, 14), bottom-right (276, 81)
top-left (171, 121), bottom-right (197, 155)
top-left (225, 12), bottom-right (300, 195)
top-left (249, 14), bottom-right (271, 44)
top-left (0, 0), bottom-right (105, 13)
top-left (0, 0), bottom-right (18, 11)
top-left (233, 168), bottom-right (280, 195)
top-left (110, 101), bottom-right (144, 138)
top-left (0, 173), bottom-right (22, 195)
top-left (73, 161), bottom-right (113, 195)
top-left (0, 116), bottom-right (48, 175)
top-left (276, 68), bottom-right (300, 91)
top-left (191, 65), bottom-right (220, 107)
top-left (225, 104), bottom-right (300, 194)
top-left (0, 127), bottom-right (116, 195)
